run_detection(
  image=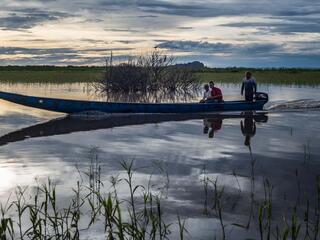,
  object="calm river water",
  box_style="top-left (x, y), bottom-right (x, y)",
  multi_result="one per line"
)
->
top-left (0, 83), bottom-right (319, 239)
